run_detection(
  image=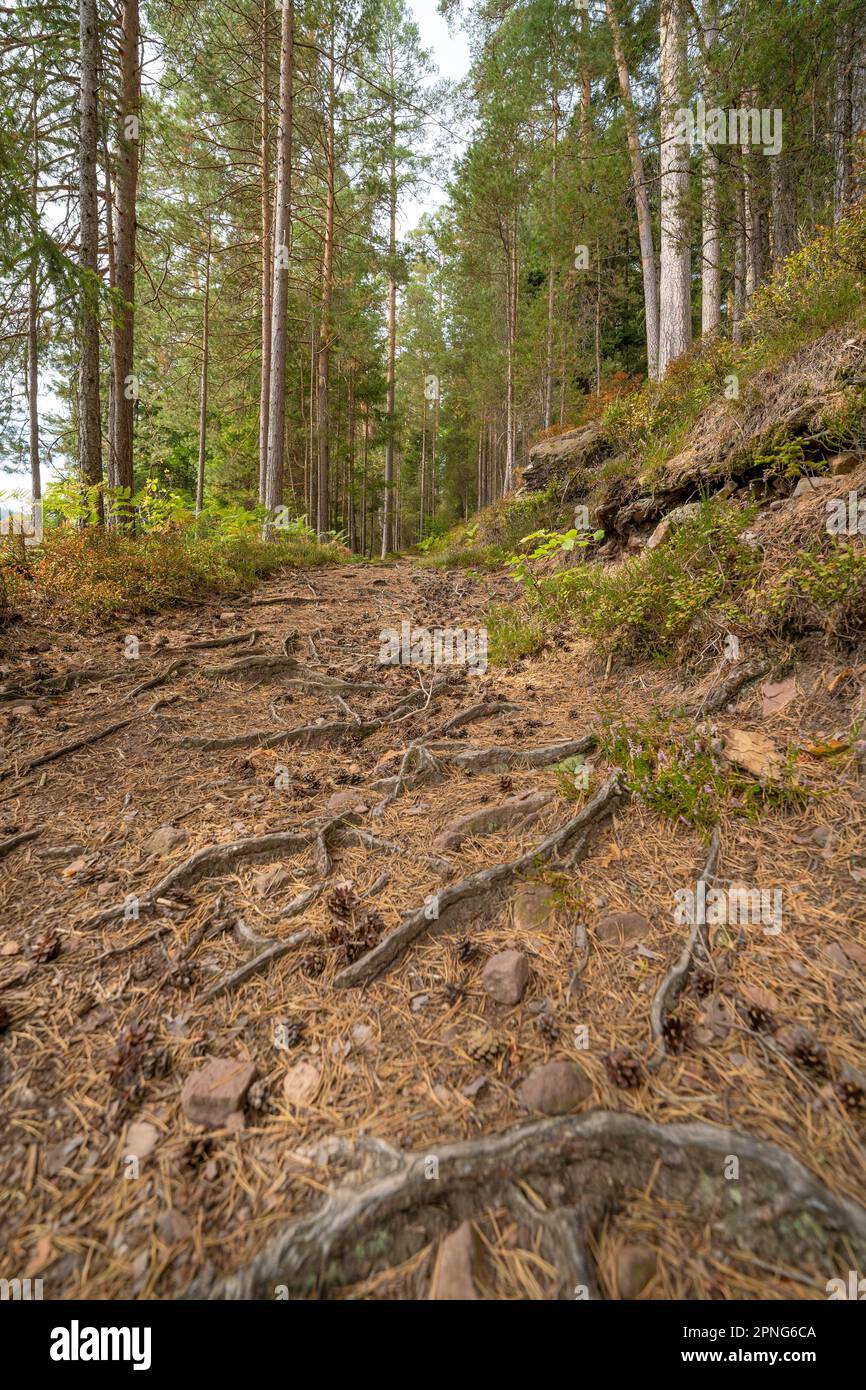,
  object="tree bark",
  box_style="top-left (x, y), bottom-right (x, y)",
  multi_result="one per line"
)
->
top-left (317, 38), bottom-right (335, 541)
top-left (606, 0), bottom-right (660, 378)
top-left (699, 3), bottom-right (721, 336)
top-left (78, 0), bottom-right (103, 519)
top-left (658, 0), bottom-right (692, 376)
top-left (110, 0), bottom-right (140, 514)
top-left (381, 106), bottom-right (397, 556)
top-left (264, 0), bottom-right (293, 528)
top-left (28, 82), bottom-right (40, 503)
top-left (195, 223), bottom-right (211, 517)
top-left (258, 0), bottom-right (272, 504)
